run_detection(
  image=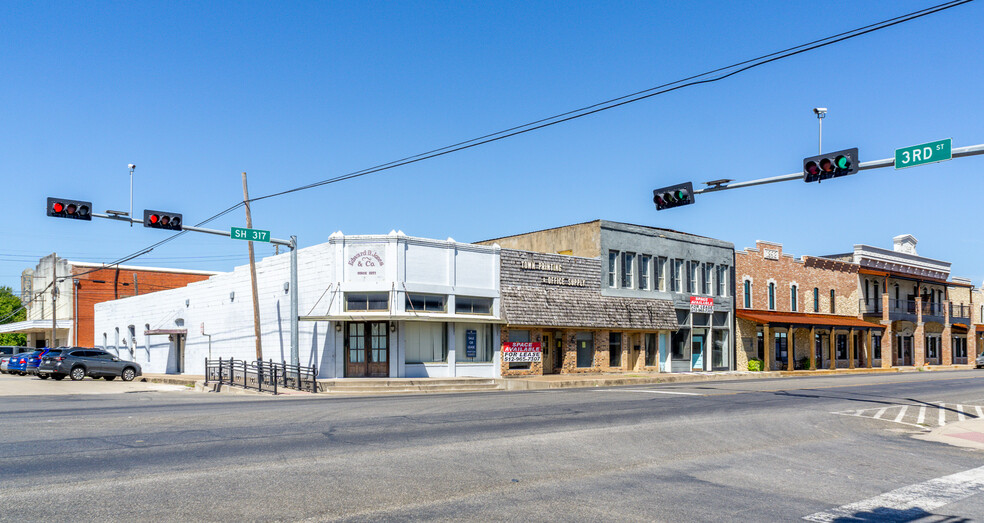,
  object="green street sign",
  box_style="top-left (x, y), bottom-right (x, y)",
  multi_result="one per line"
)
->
top-left (231, 226), bottom-right (270, 242)
top-left (895, 138), bottom-right (952, 169)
